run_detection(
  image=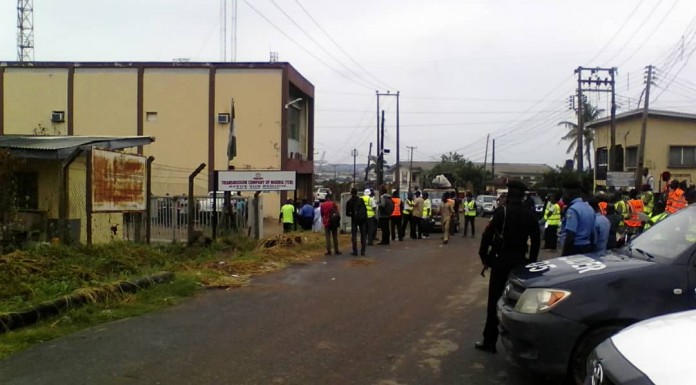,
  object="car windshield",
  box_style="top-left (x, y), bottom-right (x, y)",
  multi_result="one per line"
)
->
top-left (628, 206), bottom-right (696, 260)
top-left (481, 196), bottom-right (495, 203)
top-left (531, 196), bottom-right (543, 205)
